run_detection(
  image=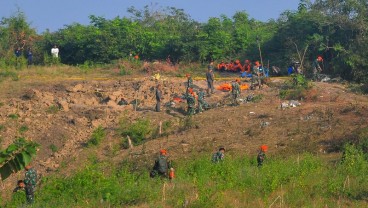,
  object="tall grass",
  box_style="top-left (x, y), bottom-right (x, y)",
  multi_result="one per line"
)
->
top-left (4, 149), bottom-right (368, 207)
